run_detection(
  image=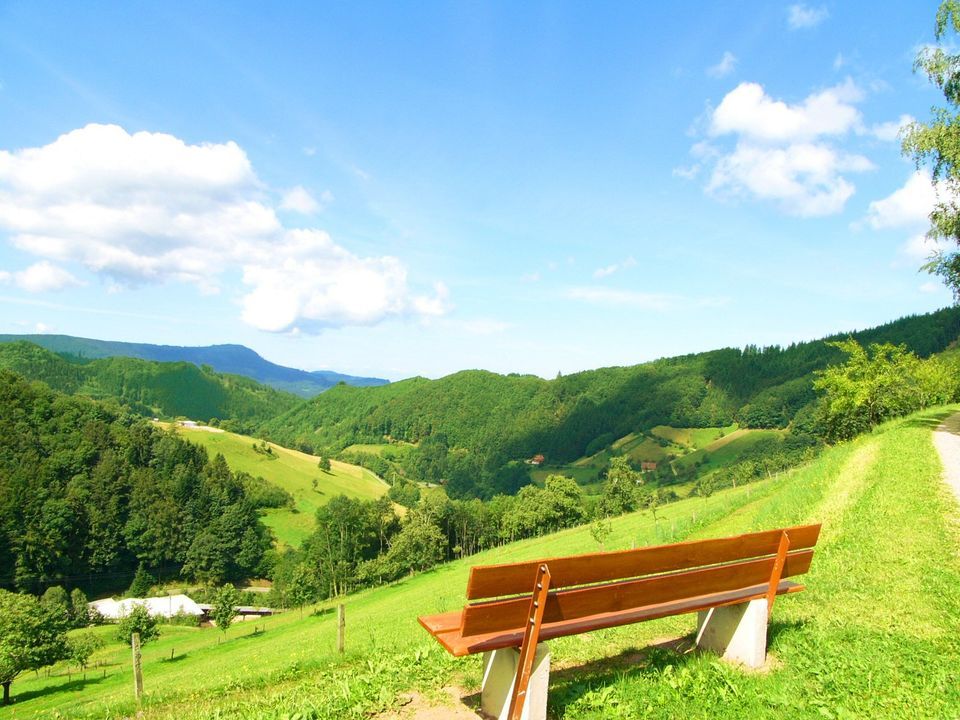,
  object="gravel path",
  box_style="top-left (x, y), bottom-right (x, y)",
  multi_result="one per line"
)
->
top-left (932, 412), bottom-right (960, 504)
